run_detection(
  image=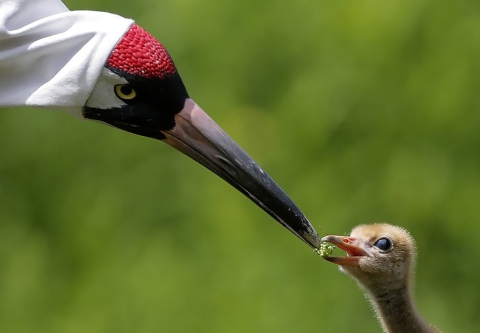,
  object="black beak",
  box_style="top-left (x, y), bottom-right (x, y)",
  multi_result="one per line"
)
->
top-left (161, 98), bottom-right (320, 248)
